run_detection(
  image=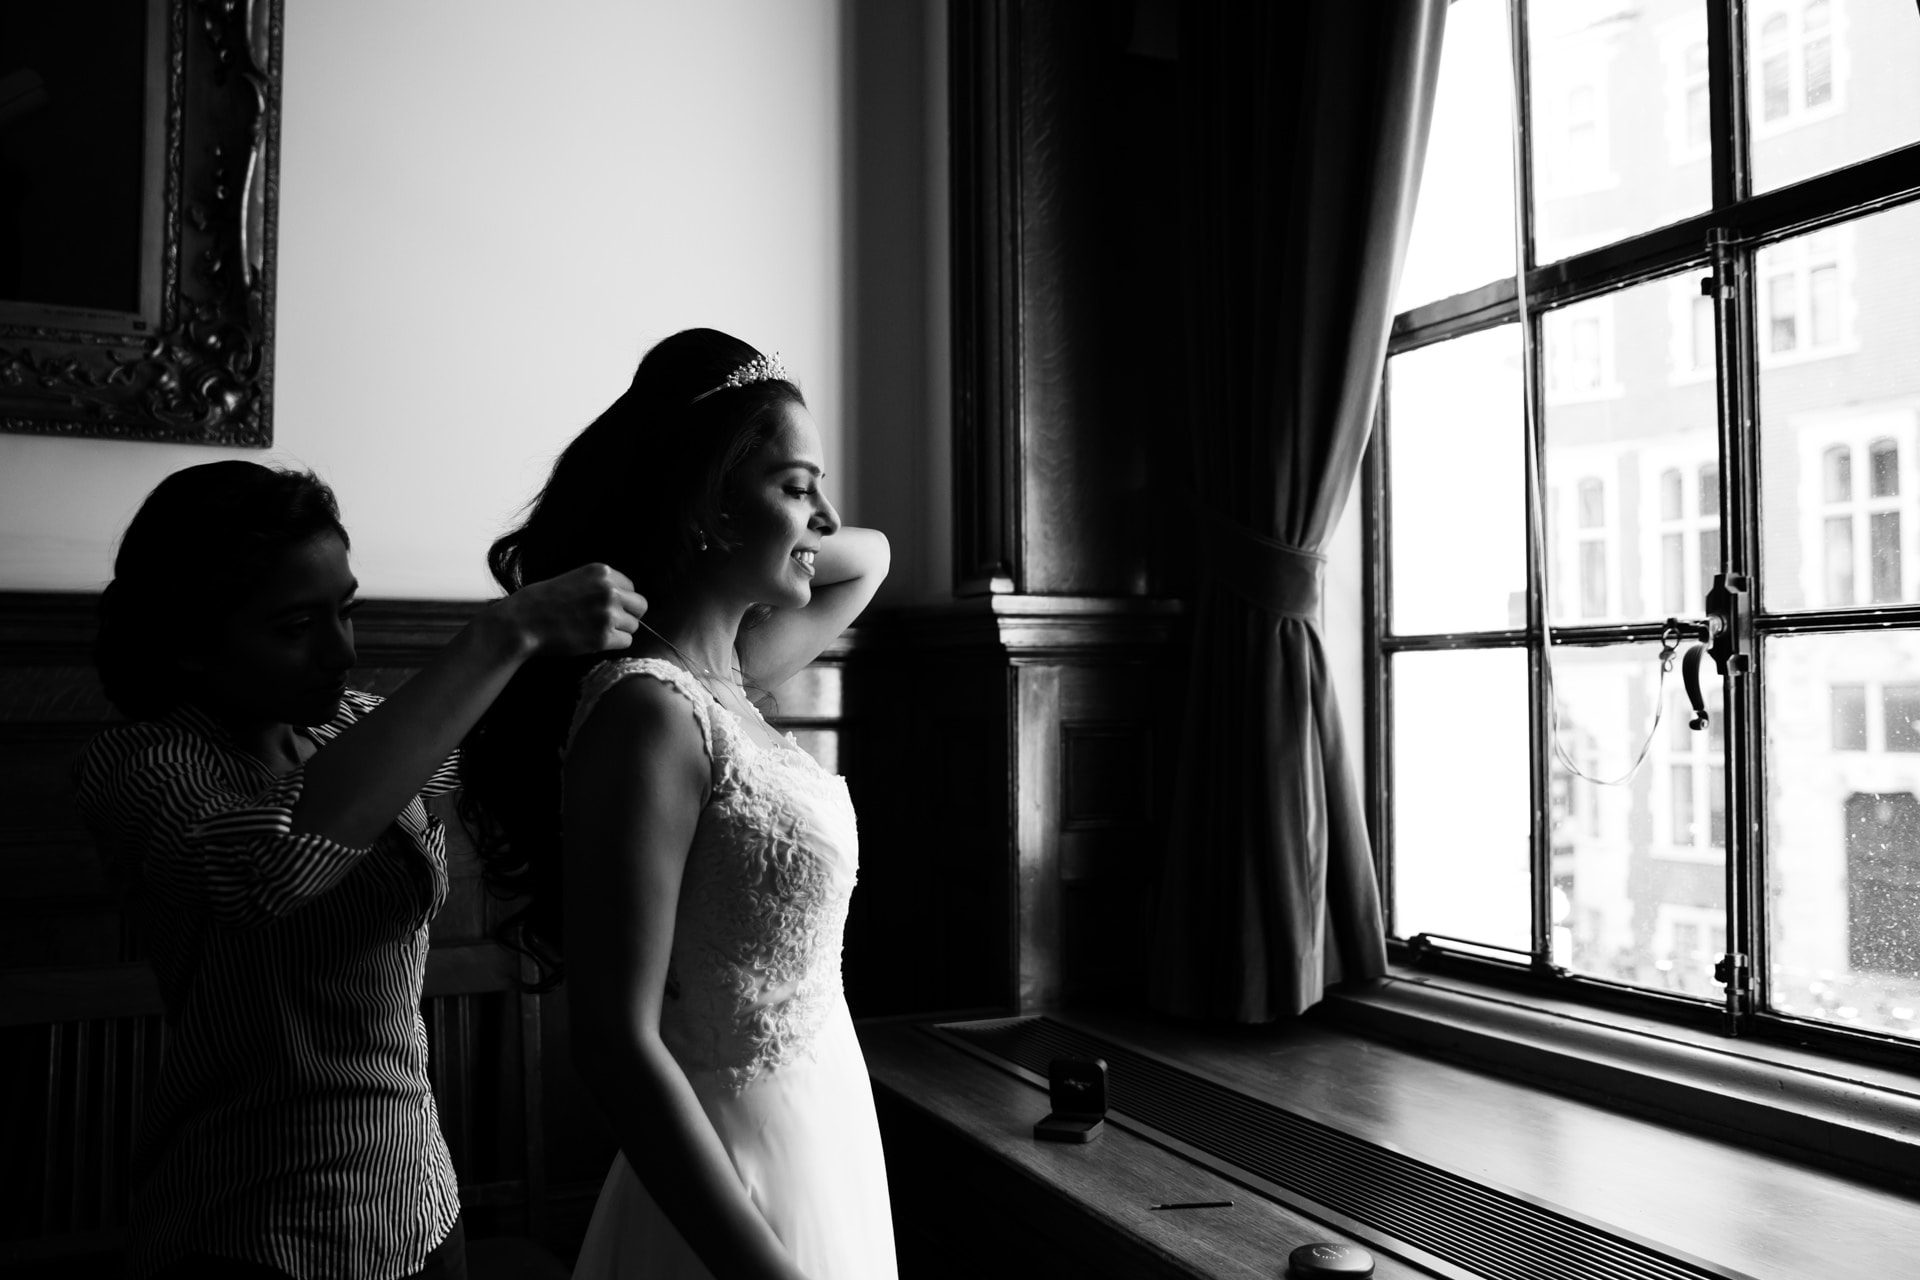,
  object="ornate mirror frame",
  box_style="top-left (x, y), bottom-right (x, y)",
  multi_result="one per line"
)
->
top-left (0, 0), bottom-right (282, 446)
